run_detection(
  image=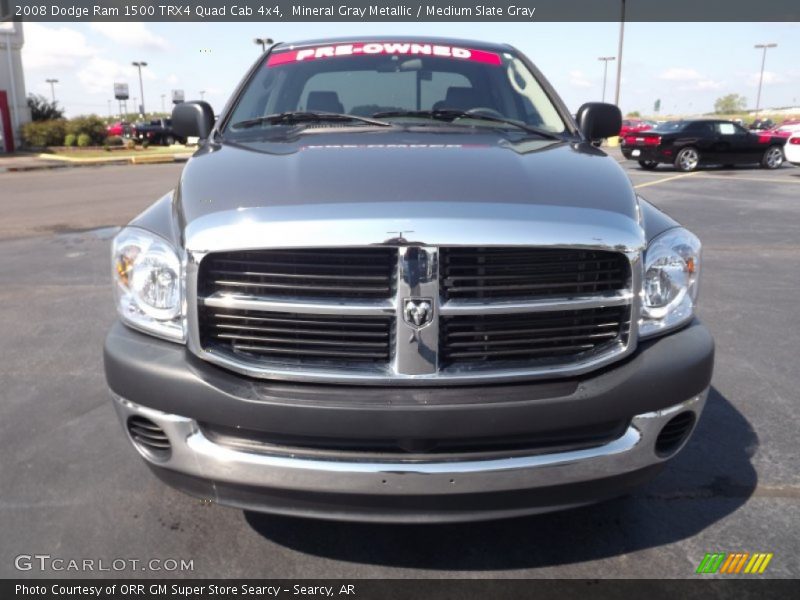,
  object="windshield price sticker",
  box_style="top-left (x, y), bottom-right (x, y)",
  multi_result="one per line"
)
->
top-left (267, 42), bottom-right (503, 67)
